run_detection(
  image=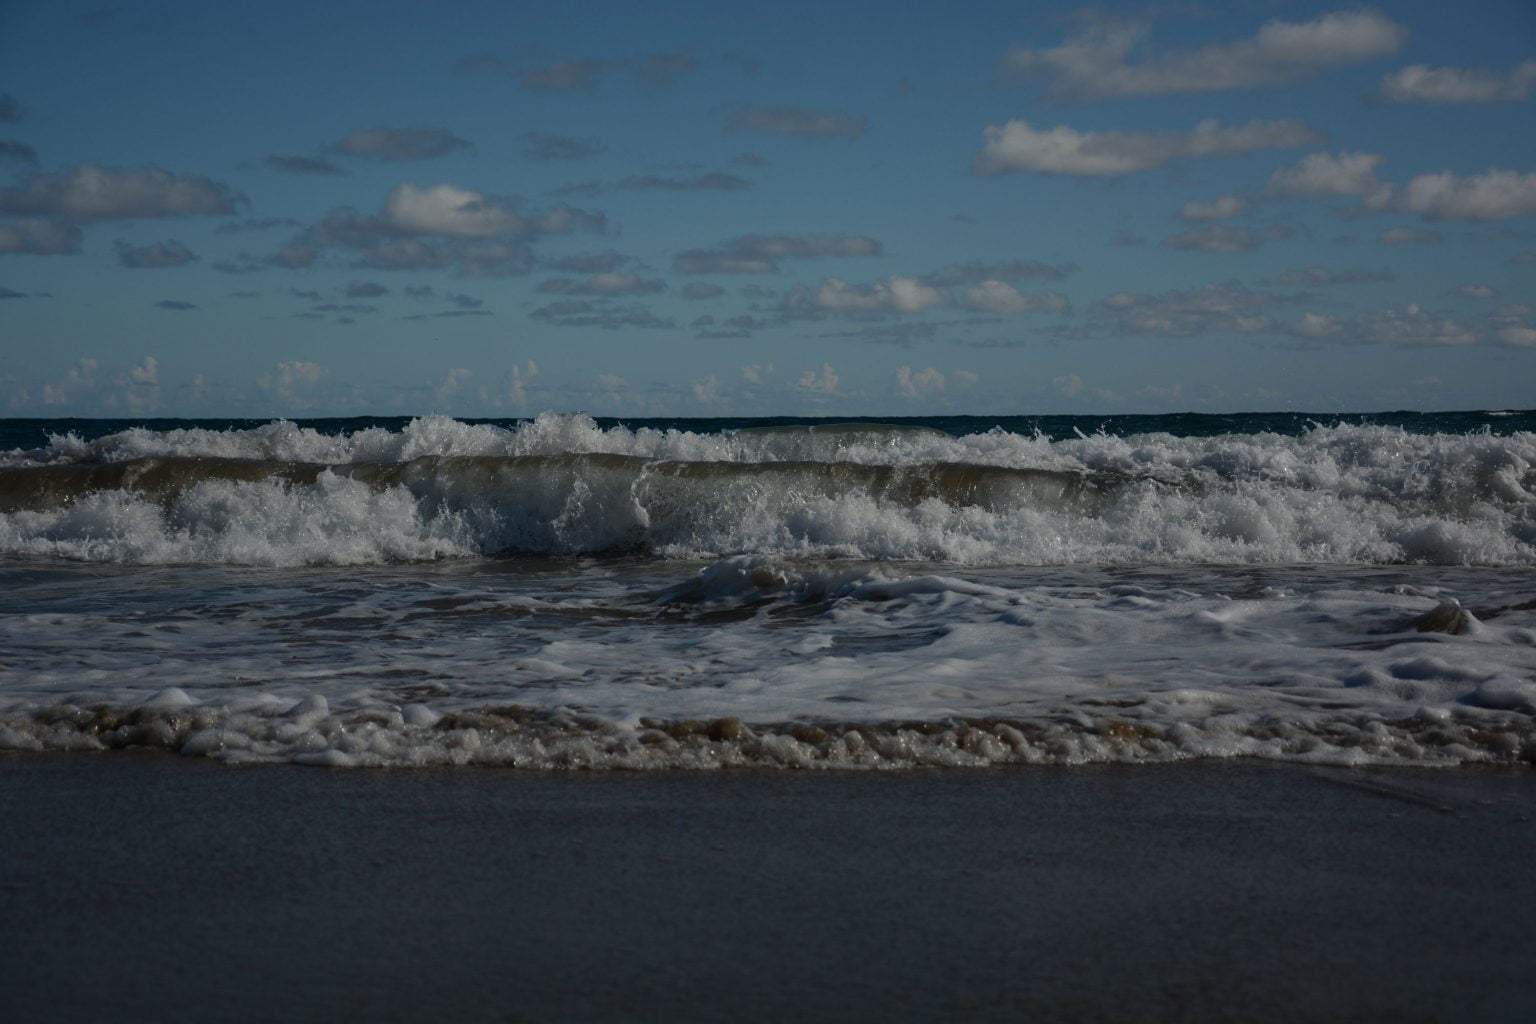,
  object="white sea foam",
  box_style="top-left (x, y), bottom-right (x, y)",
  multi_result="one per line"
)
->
top-left (0, 415), bottom-right (1531, 566)
top-left (1, 557), bottom-right (1532, 768)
